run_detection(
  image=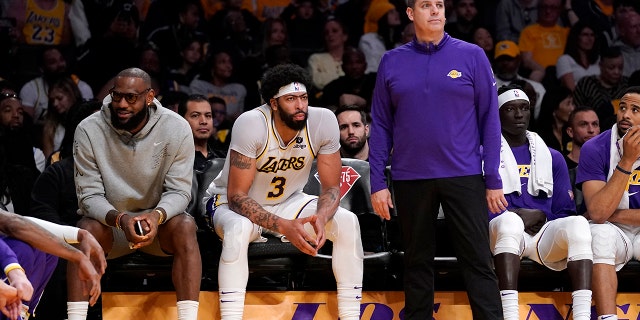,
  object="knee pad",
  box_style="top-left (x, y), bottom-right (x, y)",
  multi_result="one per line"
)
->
top-left (564, 216), bottom-right (592, 246)
top-left (590, 223), bottom-right (617, 263)
top-left (491, 212), bottom-right (524, 256)
top-left (220, 219), bottom-right (252, 264)
top-left (326, 209), bottom-right (364, 259)
top-left (563, 216), bottom-right (593, 261)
